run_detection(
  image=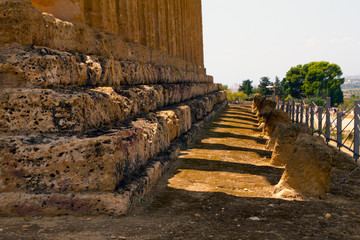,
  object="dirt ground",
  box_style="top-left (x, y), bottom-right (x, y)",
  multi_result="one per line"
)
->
top-left (1, 104), bottom-right (360, 240)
